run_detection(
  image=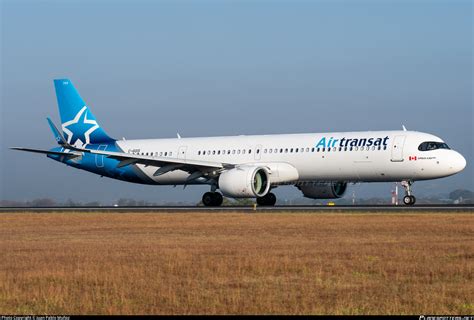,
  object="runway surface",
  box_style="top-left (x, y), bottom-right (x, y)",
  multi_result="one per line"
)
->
top-left (0, 204), bottom-right (472, 212)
